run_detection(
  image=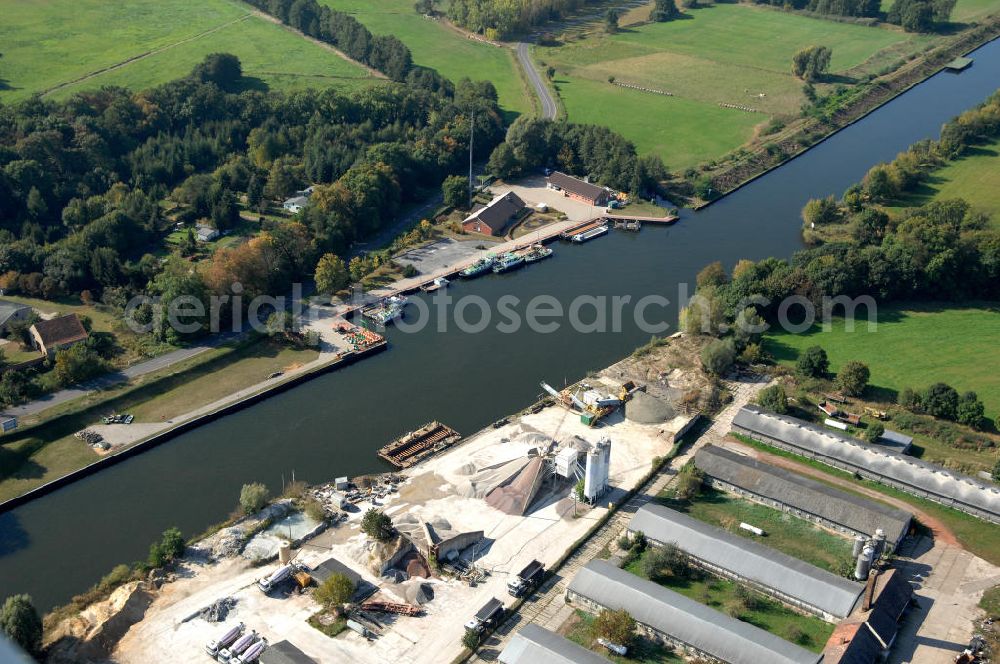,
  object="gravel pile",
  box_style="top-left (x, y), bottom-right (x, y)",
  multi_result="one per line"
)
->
top-left (625, 391), bottom-right (675, 424)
